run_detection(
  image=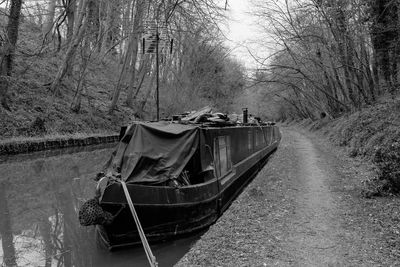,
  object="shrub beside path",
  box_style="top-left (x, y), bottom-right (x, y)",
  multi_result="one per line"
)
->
top-left (176, 127), bottom-right (400, 266)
